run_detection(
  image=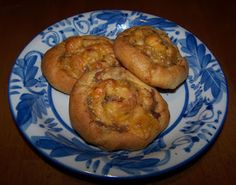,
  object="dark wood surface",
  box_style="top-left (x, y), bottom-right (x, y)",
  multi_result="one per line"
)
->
top-left (1, 0), bottom-right (236, 184)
